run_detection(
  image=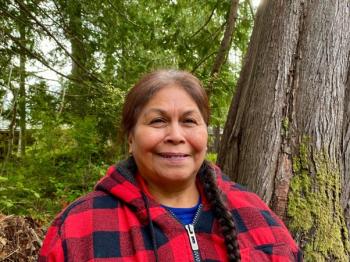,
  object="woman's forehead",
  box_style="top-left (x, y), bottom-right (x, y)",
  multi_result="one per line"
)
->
top-left (143, 86), bottom-right (199, 108)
